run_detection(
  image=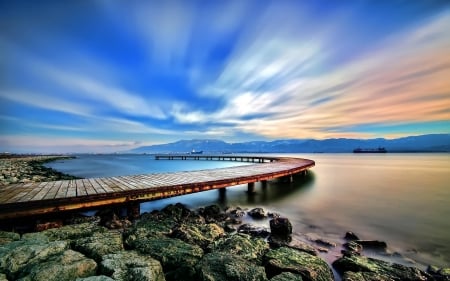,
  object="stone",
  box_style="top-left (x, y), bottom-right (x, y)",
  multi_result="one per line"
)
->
top-left (344, 232), bottom-right (360, 241)
top-left (72, 230), bottom-right (124, 261)
top-left (0, 274), bottom-right (7, 281)
top-left (342, 271), bottom-right (395, 281)
top-left (76, 276), bottom-right (115, 281)
top-left (354, 240), bottom-right (387, 251)
top-left (197, 252), bottom-right (268, 281)
top-left (264, 247), bottom-right (334, 281)
top-left (161, 203), bottom-right (193, 222)
top-left (15, 249), bottom-right (97, 281)
top-left (248, 208), bottom-right (266, 219)
top-left (130, 236), bottom-right (203, 281)
top-left (23, 222), bottom-right (107, 242)
top-left (270, 272), bottom-right (304, 281)
top-left (313, 238), bottom-right (336, 248)
top-left (209, 233), bottom-right (269, 264)
top-left (170, 223), bottom-right (224, 249)
top-left (100, 251), bottom-right (165, 281)
top-left (332, 254), bottom-right (431, 281)
top-left (343, 241), bottom-right (363, 254)
top-left (269, 217), bottom-right (292, 237)
top-left (96, 209), bottom-right (131, 229)
top-left (238, 224), bottom-right (270, 238)
top-left (0, 231), bottom-right (20, 245)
